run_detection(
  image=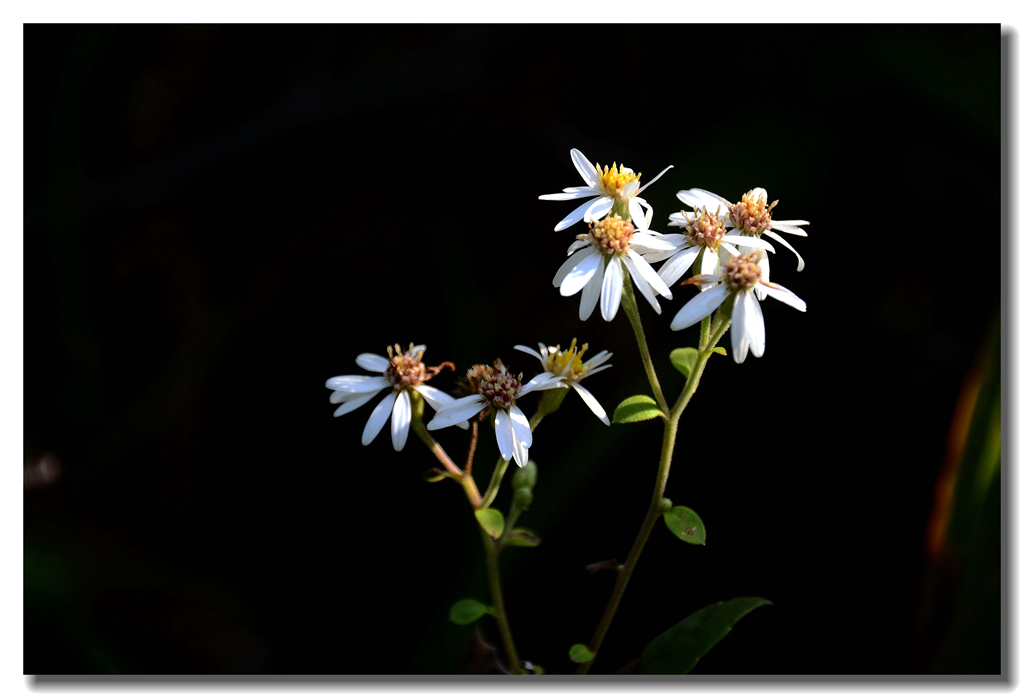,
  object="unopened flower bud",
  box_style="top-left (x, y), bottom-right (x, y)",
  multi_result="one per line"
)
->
top-left (514, 486), bottom-right (534, 512)
top-left (513, 460), bottom-right (538, 490)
